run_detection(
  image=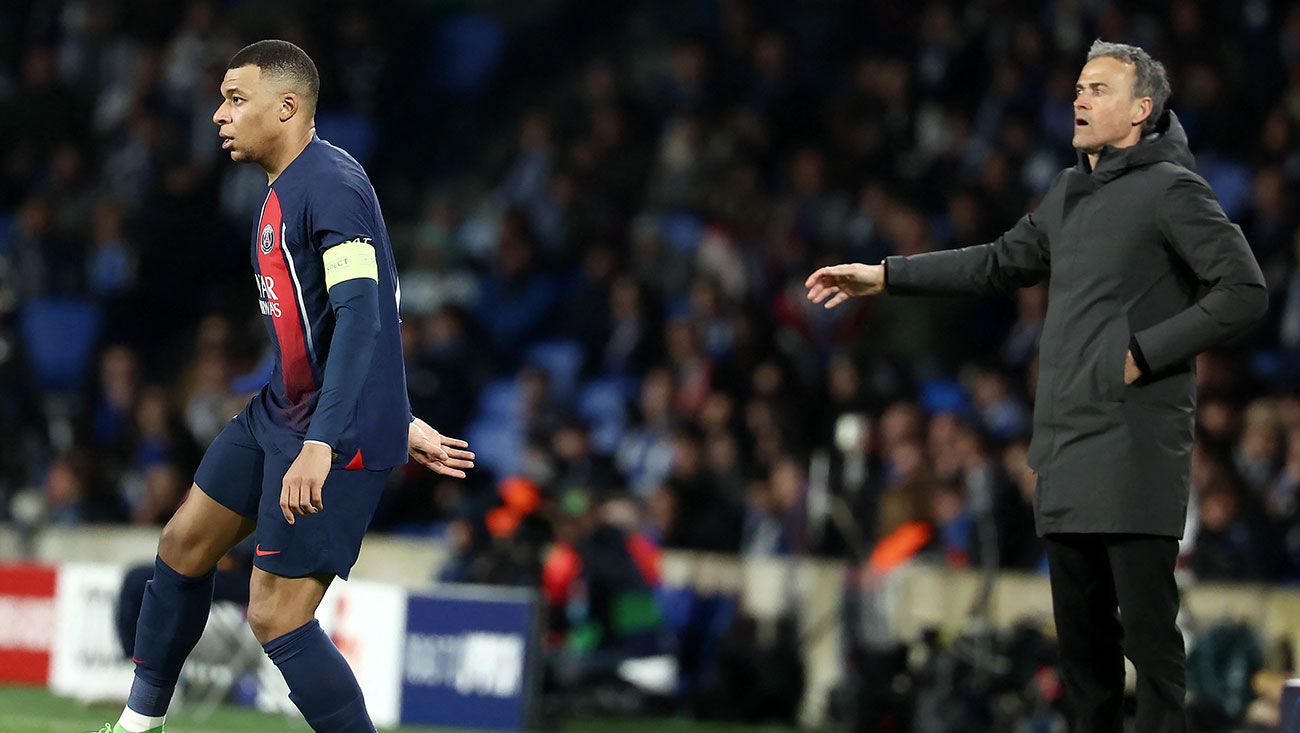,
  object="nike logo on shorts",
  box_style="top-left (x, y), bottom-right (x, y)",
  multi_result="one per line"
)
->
top-left (255, 545), bottom-right (282, 557)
